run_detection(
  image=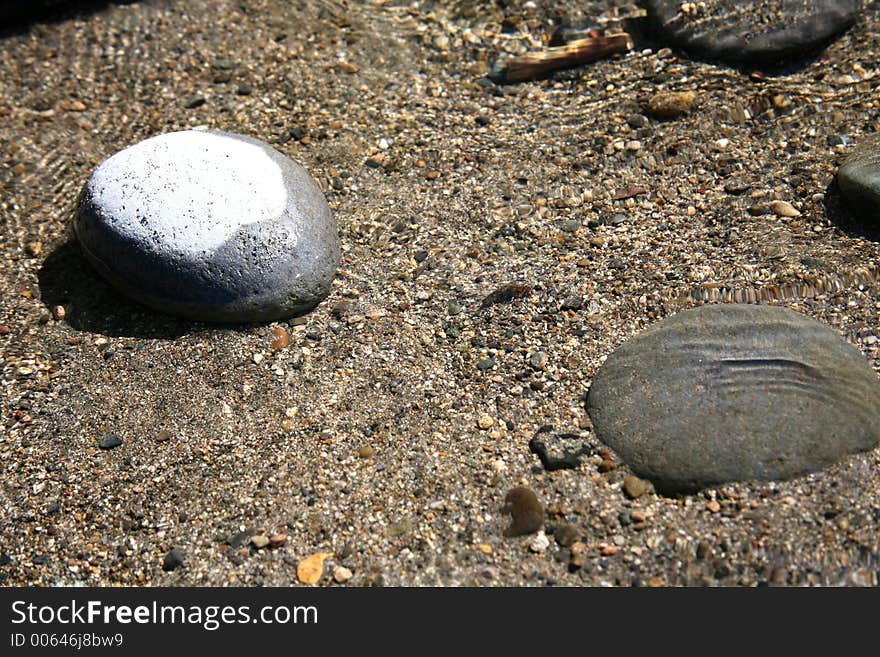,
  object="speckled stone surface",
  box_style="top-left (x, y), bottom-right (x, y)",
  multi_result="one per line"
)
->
top-left (644, 0), bottom-right (860, 66)
top-left (838, 132), bottom-right (880, 222)
top-left (587, 304), bottom-right (880, 493)
top-left (74, 130), bottom-right (339, 323)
